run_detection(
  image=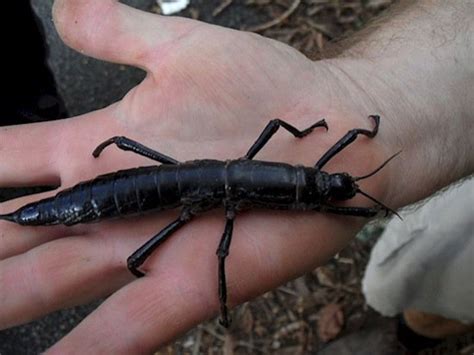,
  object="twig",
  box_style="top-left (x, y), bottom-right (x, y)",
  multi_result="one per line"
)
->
top-left (203, 324), bottom-right (226, 341)
top-left (213, 0), bottom-right (233, 17)
top-left (278, 286), bottom-right (299, 297)
top-left (236, 340), bottom-right (265, 353)
top-left (304, 18), bottom-right (335, 38)
top-left (191, 327), bottom-right (203, 355)
top-left (245, 0), bottom-right (301, 32)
